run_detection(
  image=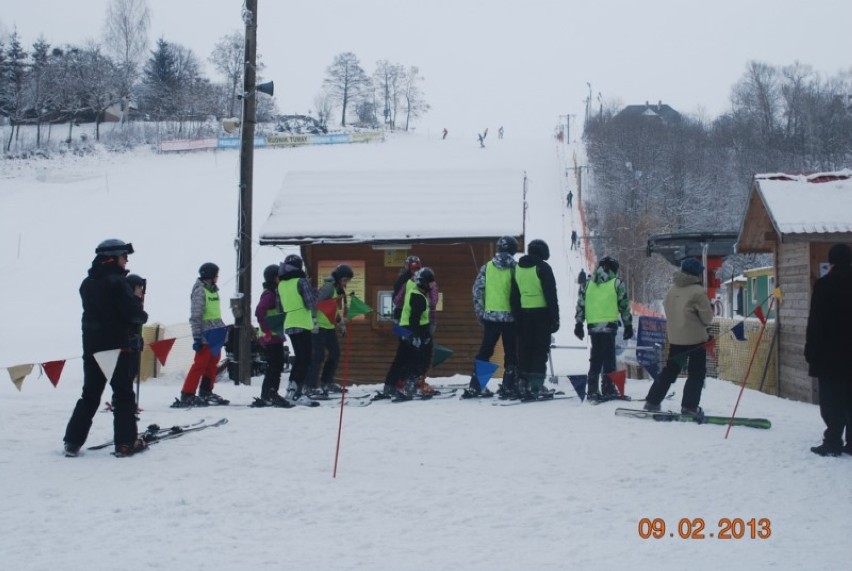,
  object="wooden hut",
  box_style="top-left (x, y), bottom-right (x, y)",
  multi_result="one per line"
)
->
top-left (259, 170), bottom-right (526, 383)
top-left (736, 170), bottom-right (852, 403)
